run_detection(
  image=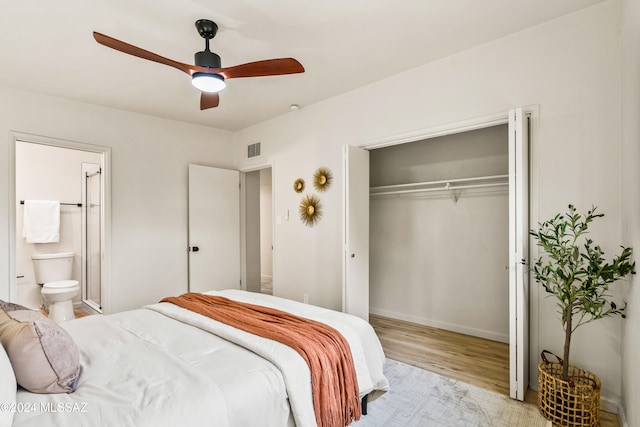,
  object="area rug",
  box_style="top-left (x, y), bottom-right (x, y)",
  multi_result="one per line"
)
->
top-left (353, 358), bottom-right (549, 427)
